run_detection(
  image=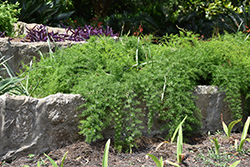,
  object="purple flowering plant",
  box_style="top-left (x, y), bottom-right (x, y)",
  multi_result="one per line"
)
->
top-left (21, 24), bottom-right (118, 42)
